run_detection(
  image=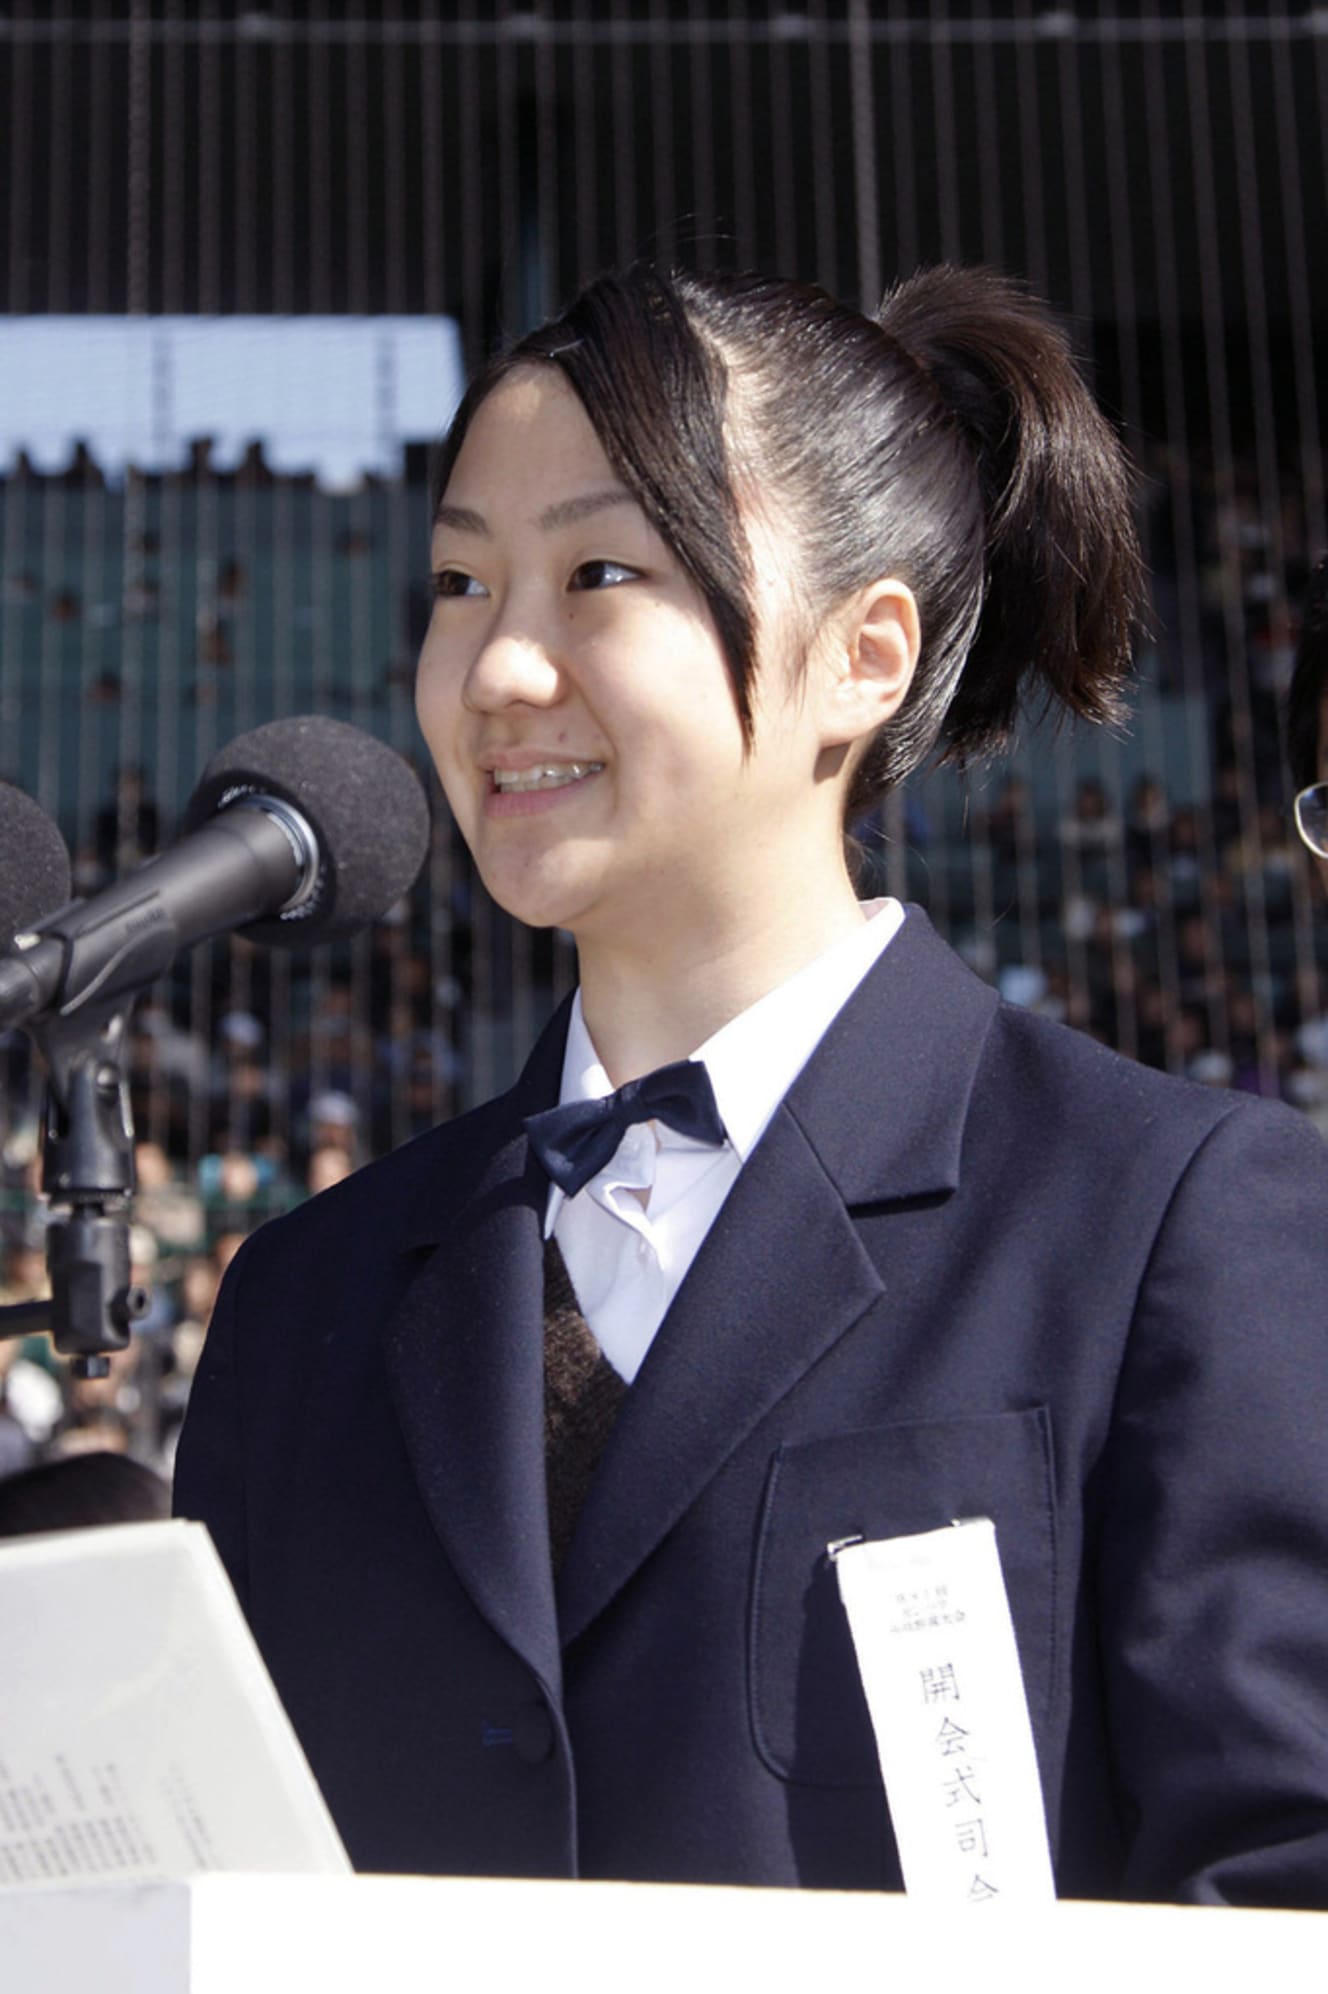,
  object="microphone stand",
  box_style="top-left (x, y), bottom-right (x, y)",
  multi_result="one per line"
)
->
top-left (0, 995), bottom-right (148, 1379)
